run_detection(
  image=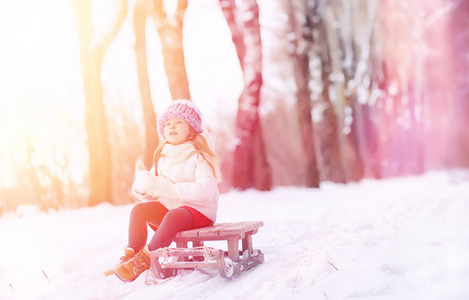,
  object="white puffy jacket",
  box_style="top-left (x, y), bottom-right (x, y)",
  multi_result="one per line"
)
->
top-left (156, 152), bottom-right (219, 222)
top-left (133, 149), bottom-right (219, 223)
